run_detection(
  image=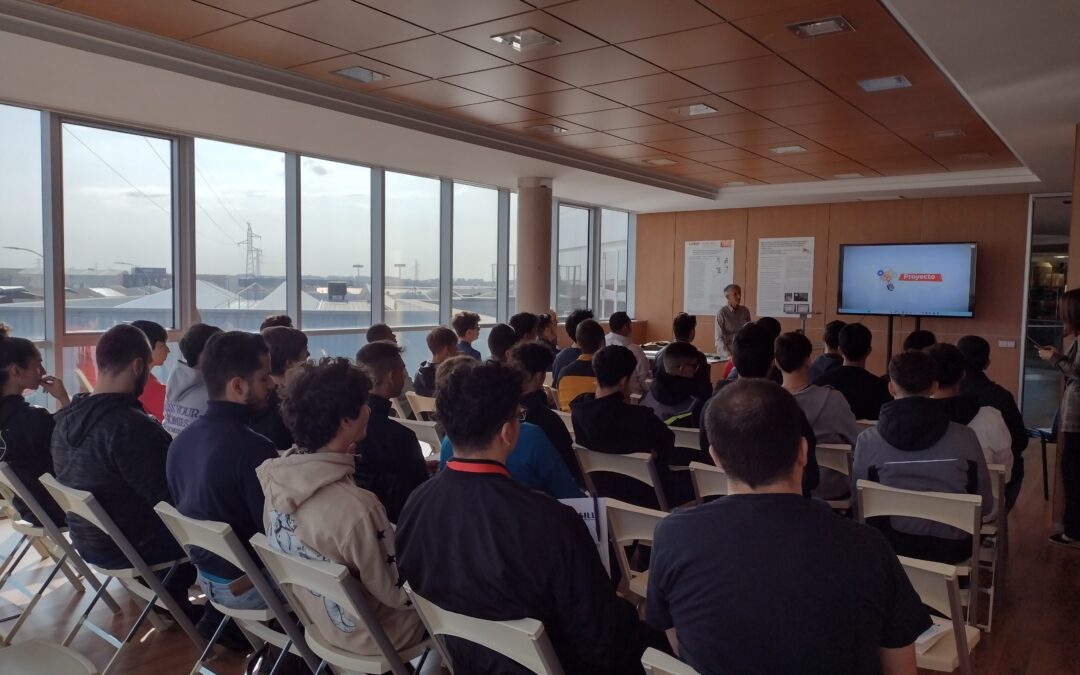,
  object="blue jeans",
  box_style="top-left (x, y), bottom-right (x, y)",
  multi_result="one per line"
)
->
top-left (198, 575), bottom-right (271, 611)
